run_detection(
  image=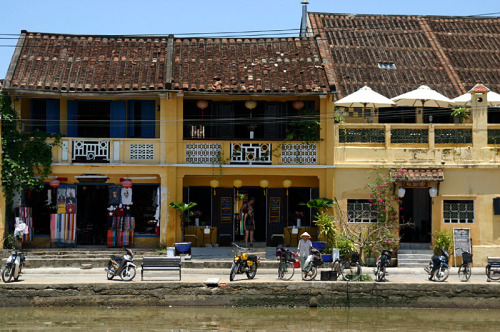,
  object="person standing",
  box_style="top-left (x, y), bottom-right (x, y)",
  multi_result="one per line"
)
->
top-left (297, 232), bottom-right (312, 271)
top-left (244, 208), bottom-right (256, 248)
top-left (240, 197), bottom-right (255, 236)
